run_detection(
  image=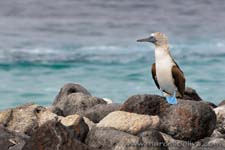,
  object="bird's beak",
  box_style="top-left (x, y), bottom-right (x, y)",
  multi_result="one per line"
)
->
top-left (137, 36), bottom-right (156, 43)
